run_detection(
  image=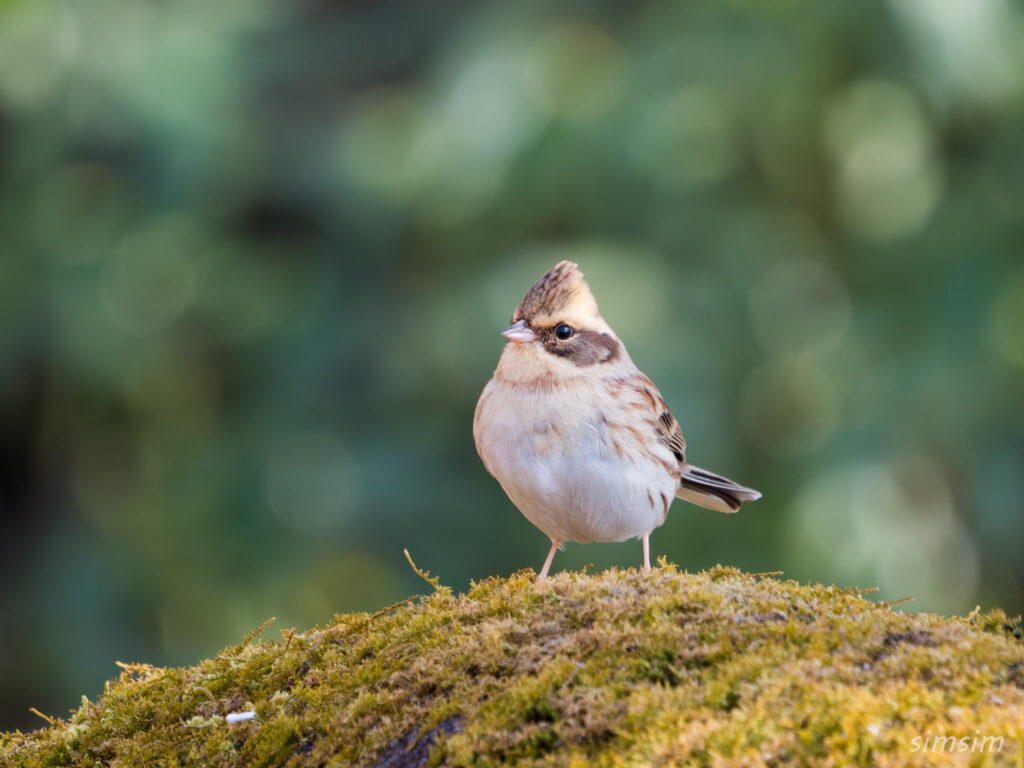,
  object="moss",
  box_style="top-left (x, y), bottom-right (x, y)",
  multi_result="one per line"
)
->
top-left (3, 565), bottom-right (1023, 767)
